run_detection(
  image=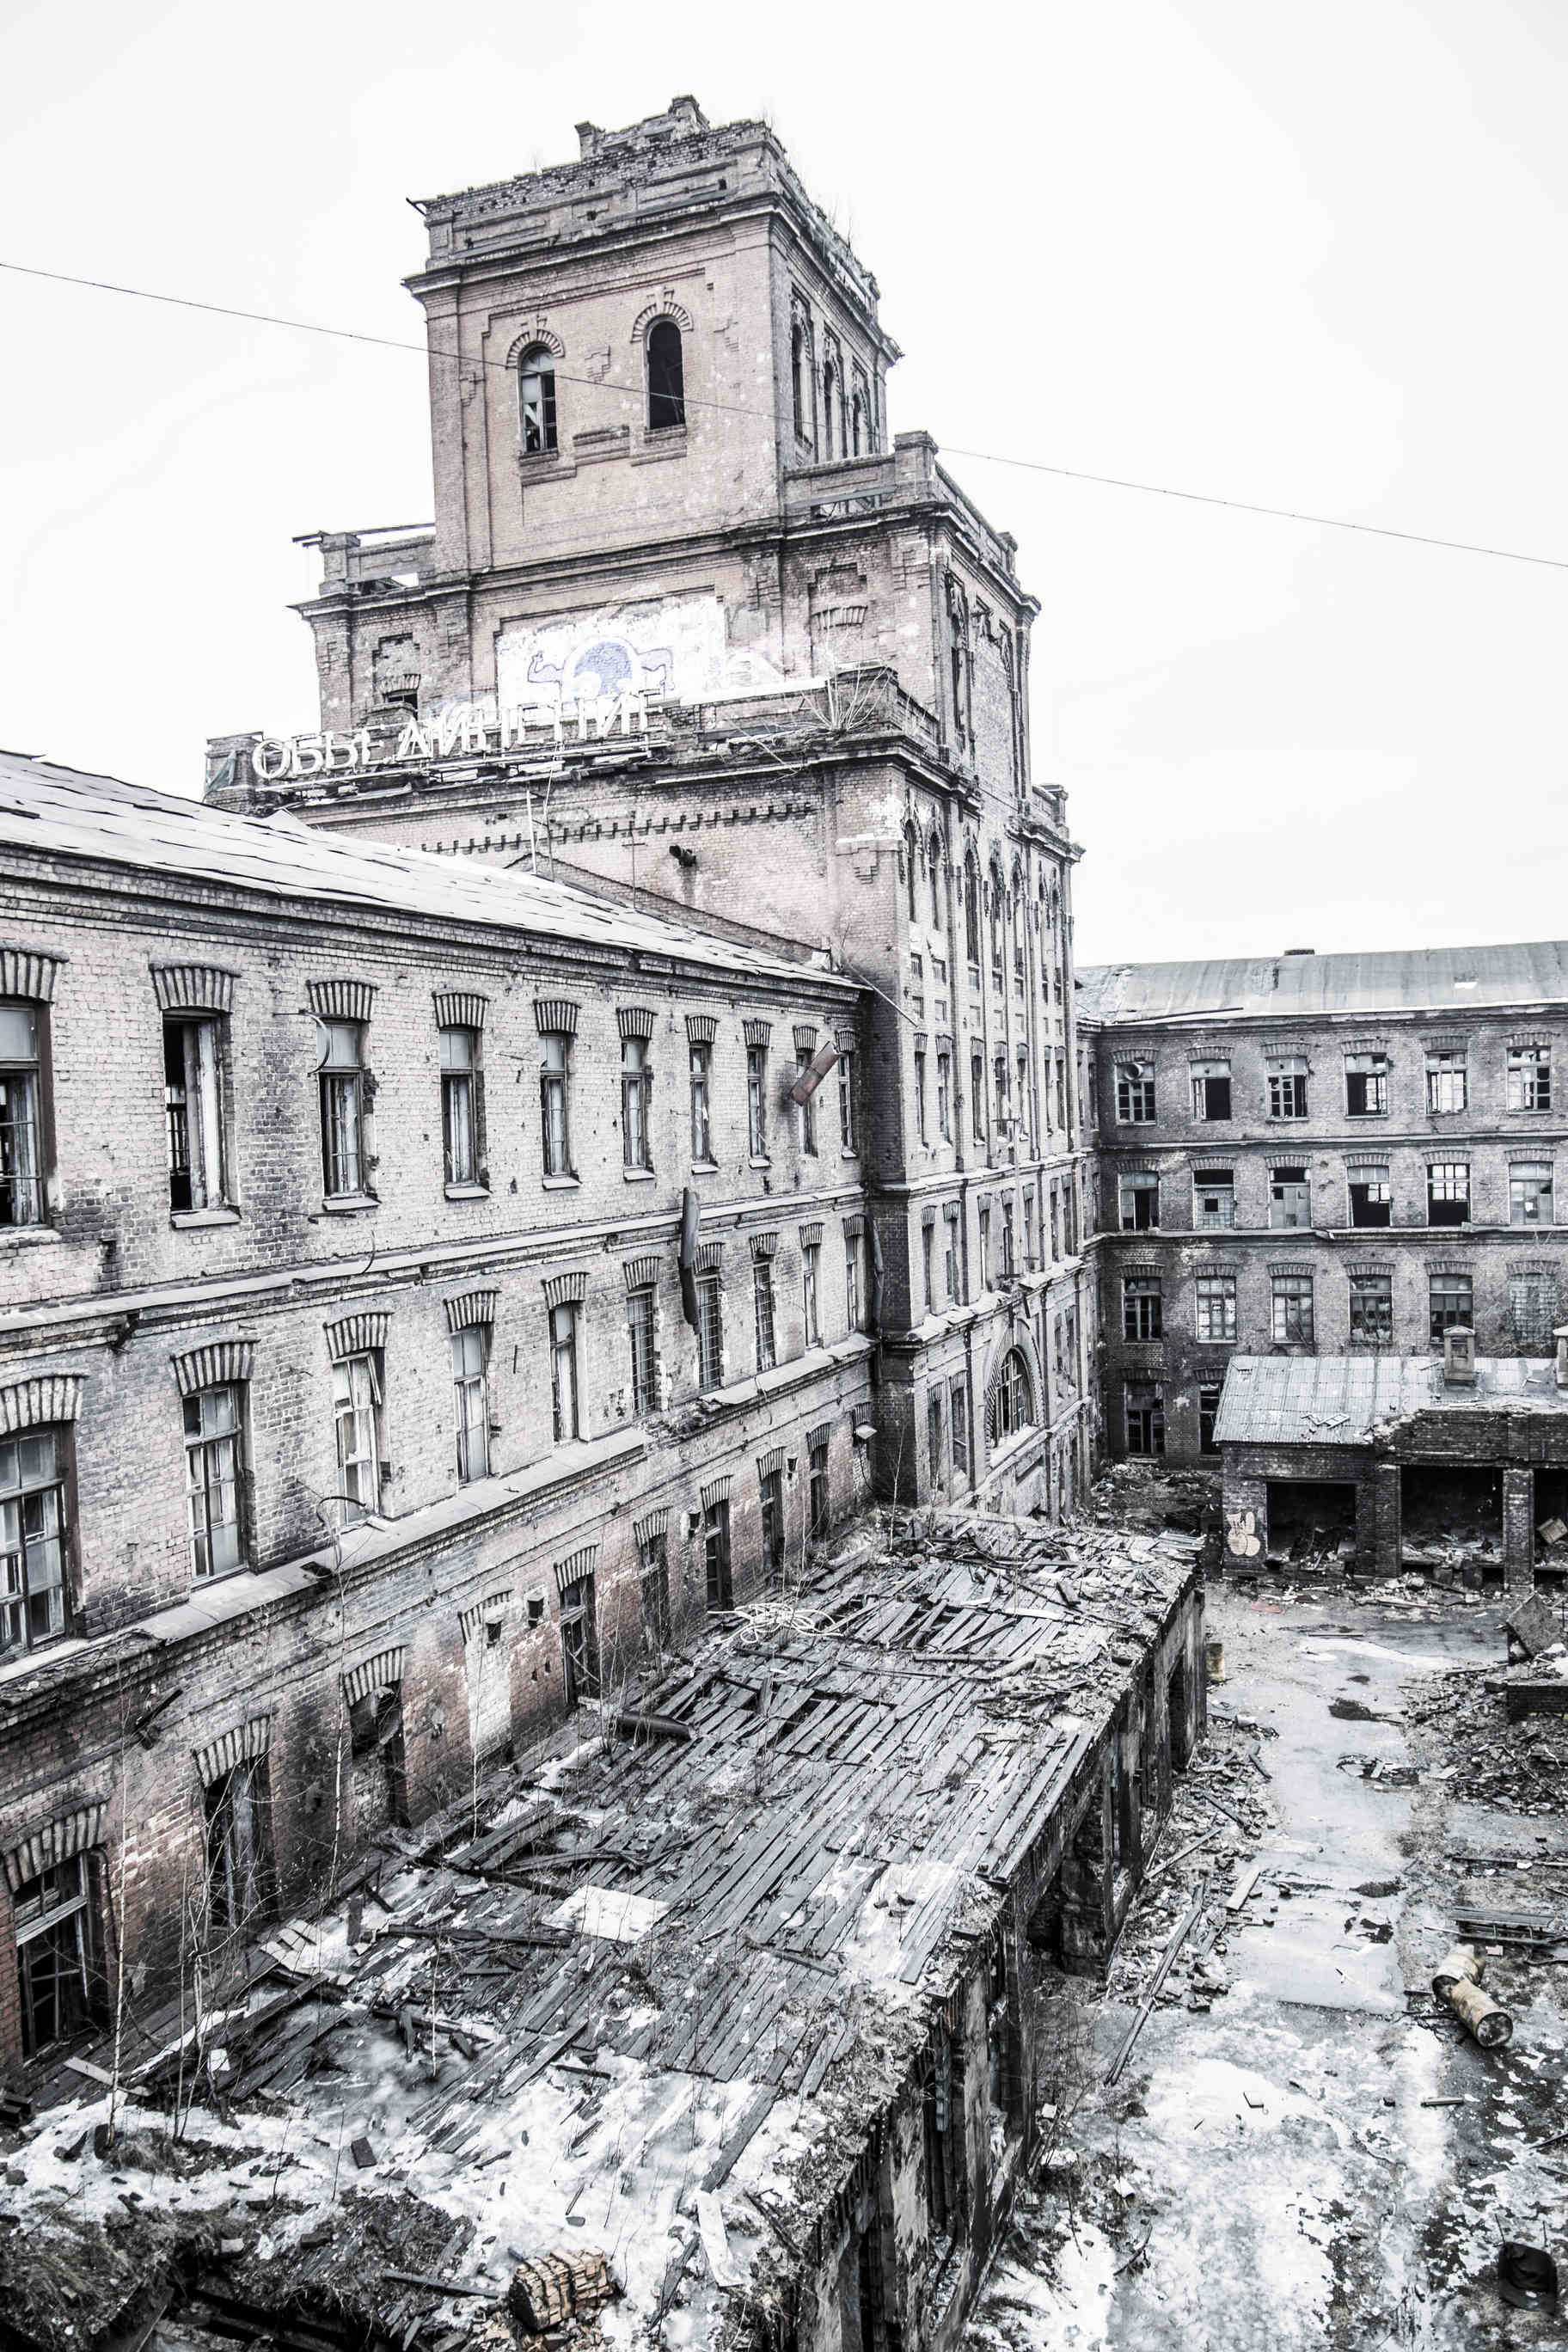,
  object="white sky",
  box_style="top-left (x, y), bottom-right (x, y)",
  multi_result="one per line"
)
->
top-left (2, 0), bottom-right (1565, 965)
